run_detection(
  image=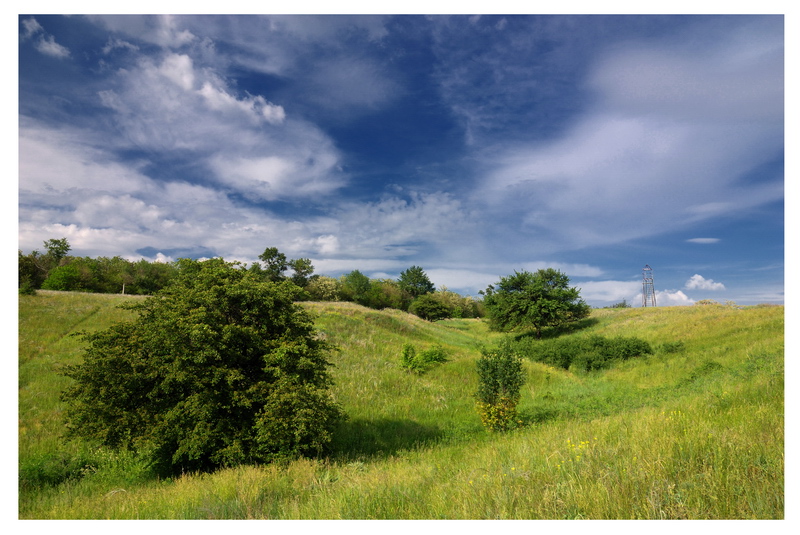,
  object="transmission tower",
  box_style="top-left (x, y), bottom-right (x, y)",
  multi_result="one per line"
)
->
top-left (642, 265), bottom-right (656, 307)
